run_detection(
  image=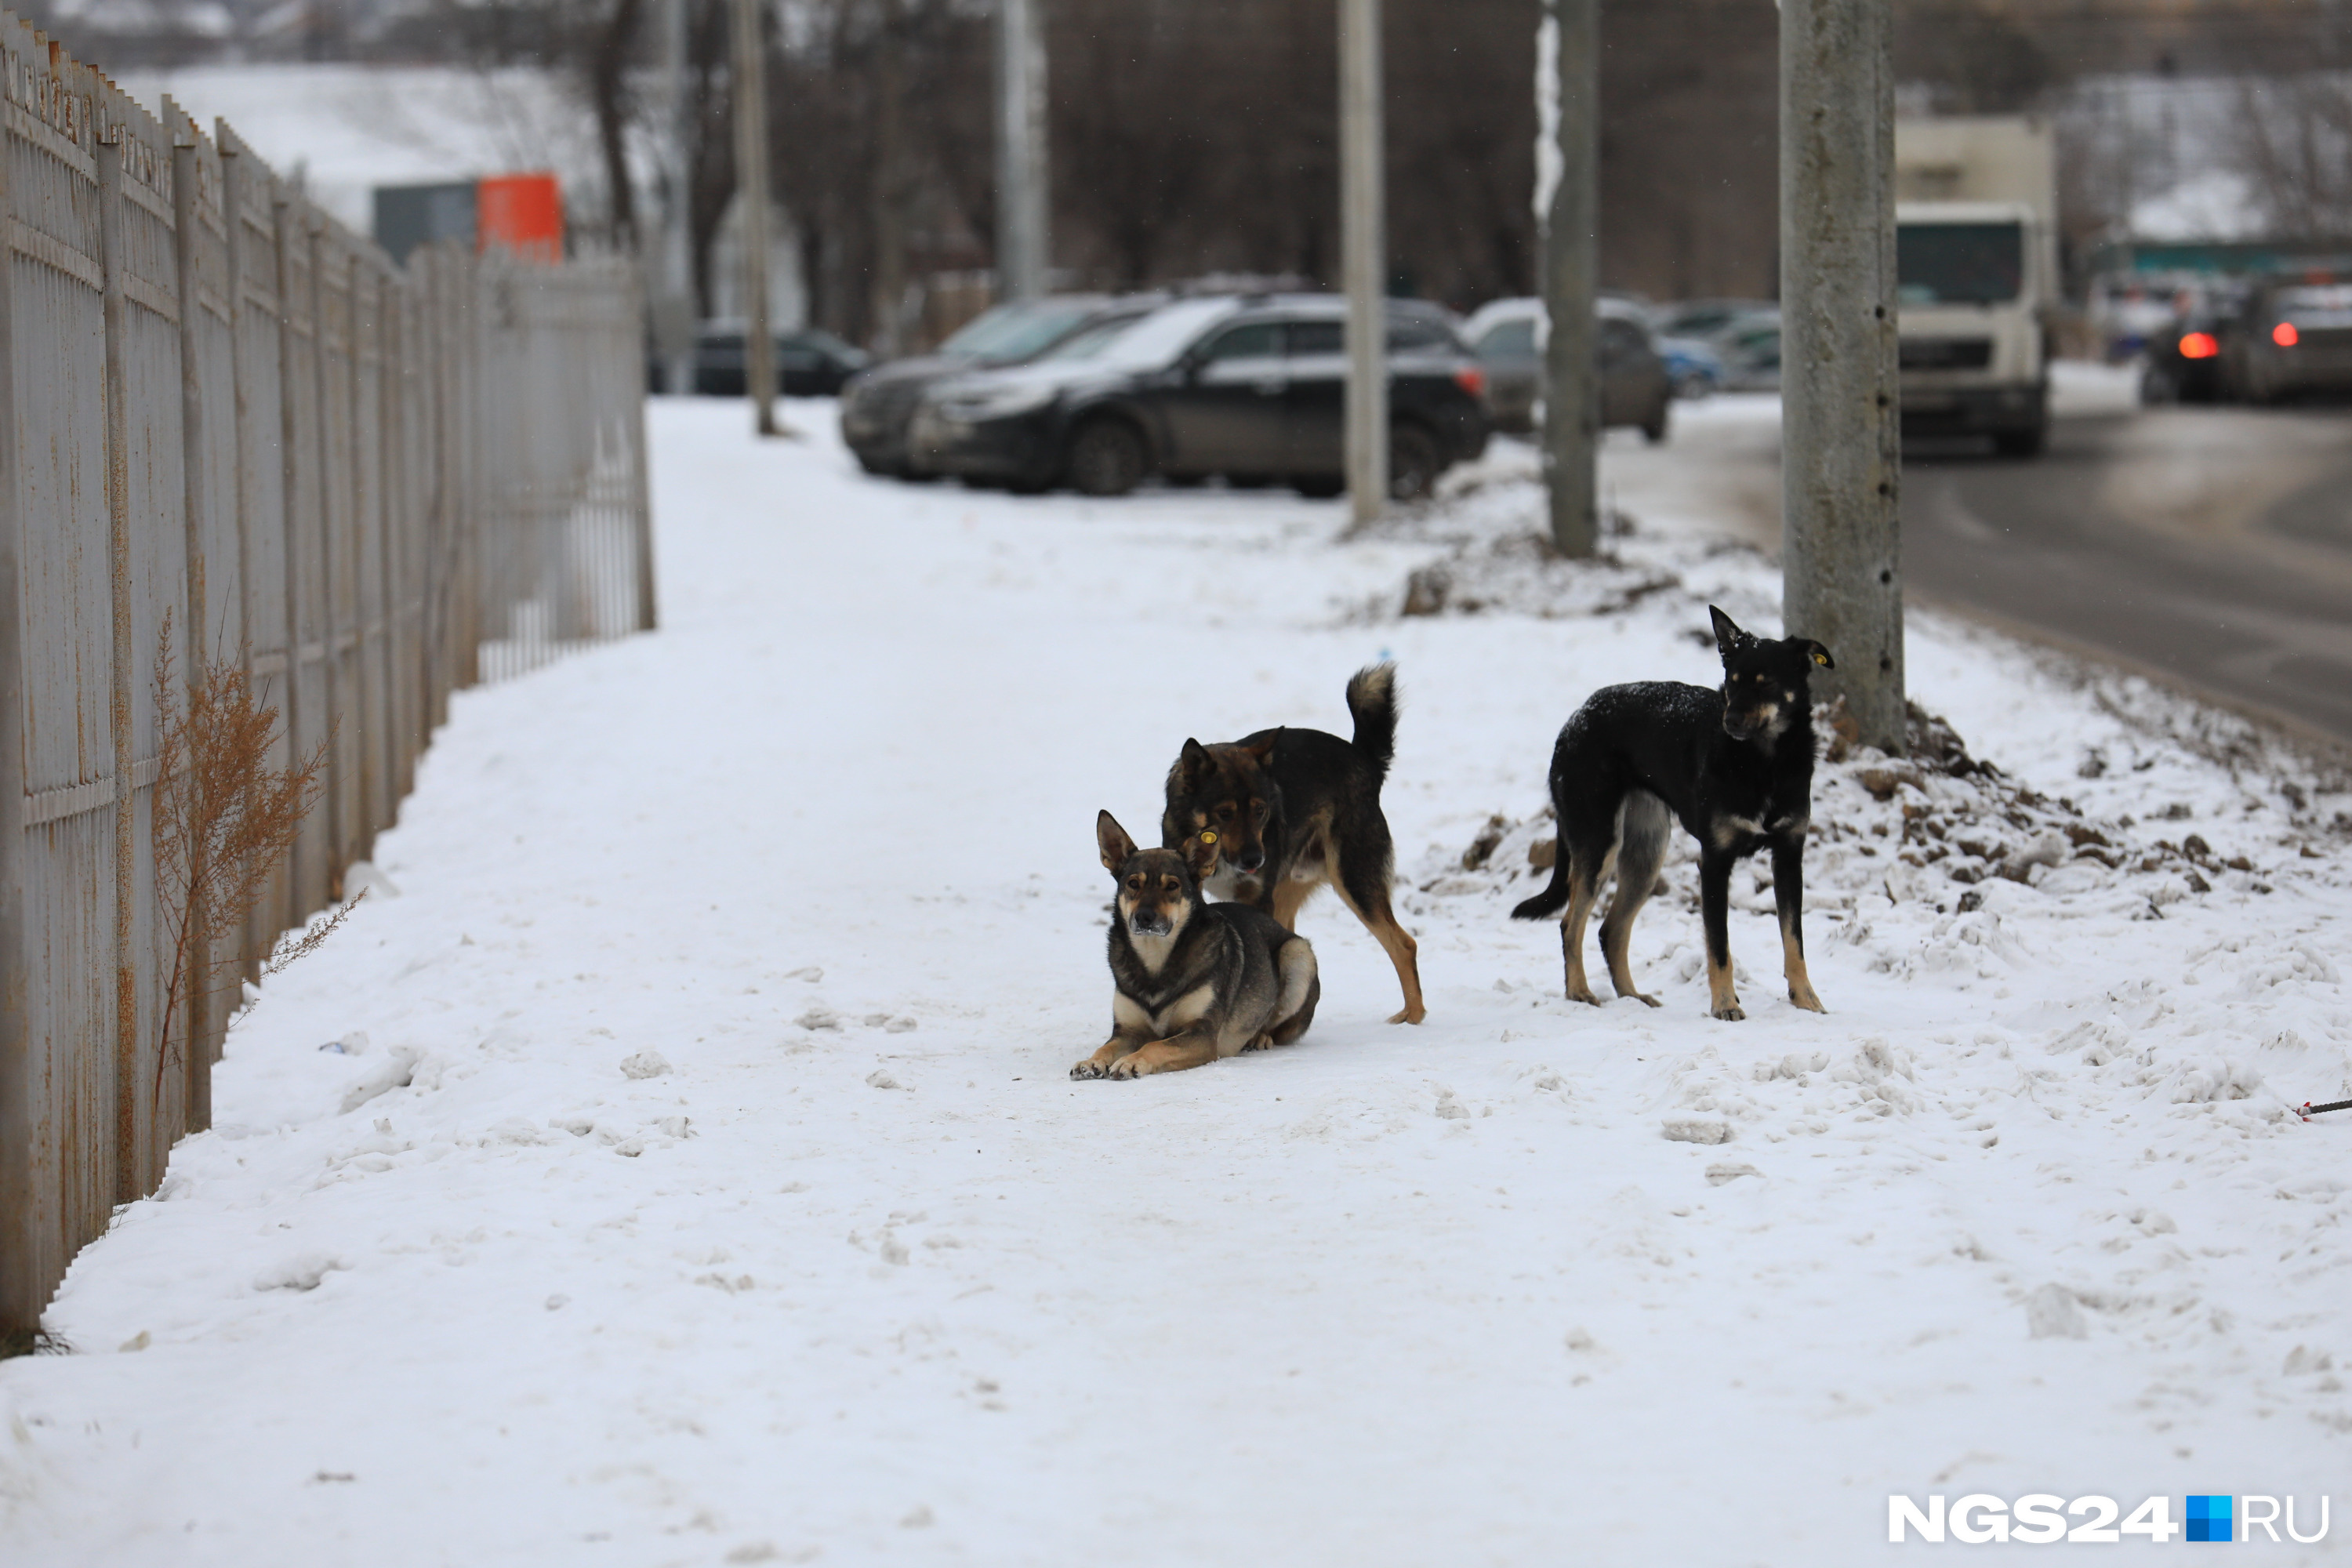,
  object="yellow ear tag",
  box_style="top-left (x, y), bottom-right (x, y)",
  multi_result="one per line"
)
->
top-left (1812, 651), bottom-right (1830, 667)
top-left (1200, 831), bottom-right (1218, 846)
